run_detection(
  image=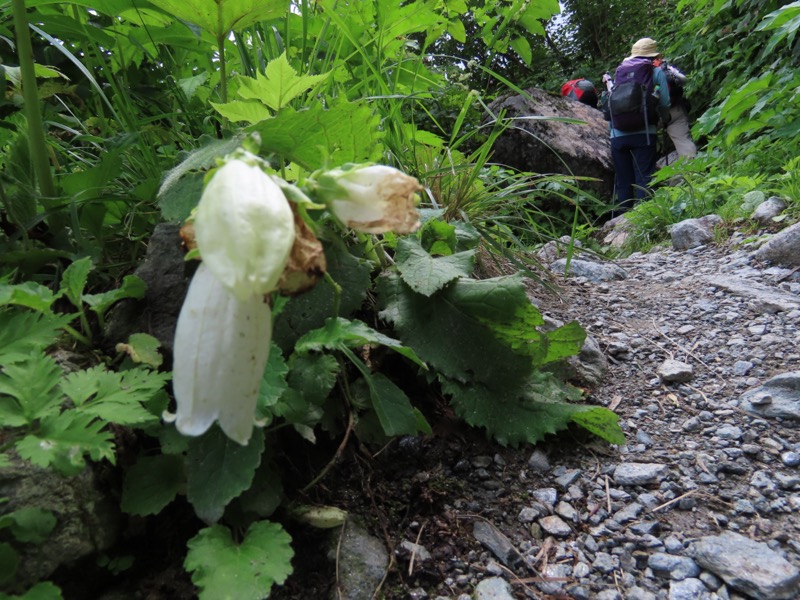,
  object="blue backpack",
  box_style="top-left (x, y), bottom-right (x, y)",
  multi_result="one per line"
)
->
top-left (607, 57), bottom-right (660, 131)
